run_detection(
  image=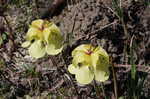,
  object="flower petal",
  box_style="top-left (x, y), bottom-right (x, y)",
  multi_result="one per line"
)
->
top-left (91, 54), bottom-right (109, 68)
top-left (28, 40), bottom-right (46, 58)
top-left (31, 19), bottom-right (44, 29)
top-left (91, 46), bottom-right (110, 82)
top-left (49, 23), bottom-right (61, 35)
top-left (91, 53), bottom-right (99, 68)
top-left (44, 24), bottom-right (63, 55)
top-left (72, 51), bottom-right (91, 67)
top-left (91, 52), bottom-right (109, 82)
top-left (92, 46), bottom-right (109, 68)
top-left (46, 44), bottom-right (63, 55)
top-left (43, 27), bottom-right (51, 43)
top-left (26, 27), bottom-right (42, 41)
top-left (68, 64), bottom-right (78, 74)
top-left (75, 66), bottom-right (94, 84)
top-left (72, 44), bottom-right (94, 56)
top-left (94, 68), bottom-right (109, 82)
top-left (21, 41), bottom-right (31, 48)
top-left (94, 46), bottom-right (109, 64)
top-left (92, 55), bottom-right (110, 82)
top-left (43, 23), bottom-right (63, 44)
